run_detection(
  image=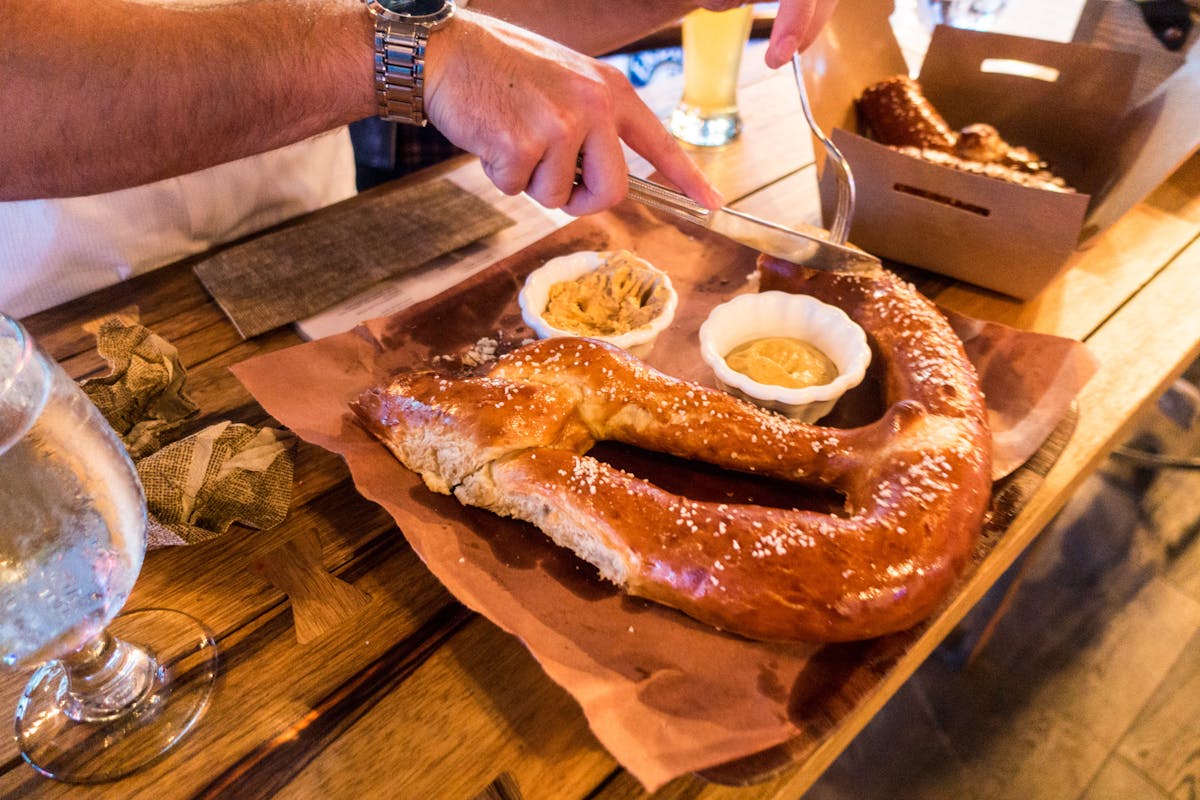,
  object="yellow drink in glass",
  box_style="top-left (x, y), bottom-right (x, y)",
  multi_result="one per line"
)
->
top-left (668, 6), bottom-right (755, 147)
